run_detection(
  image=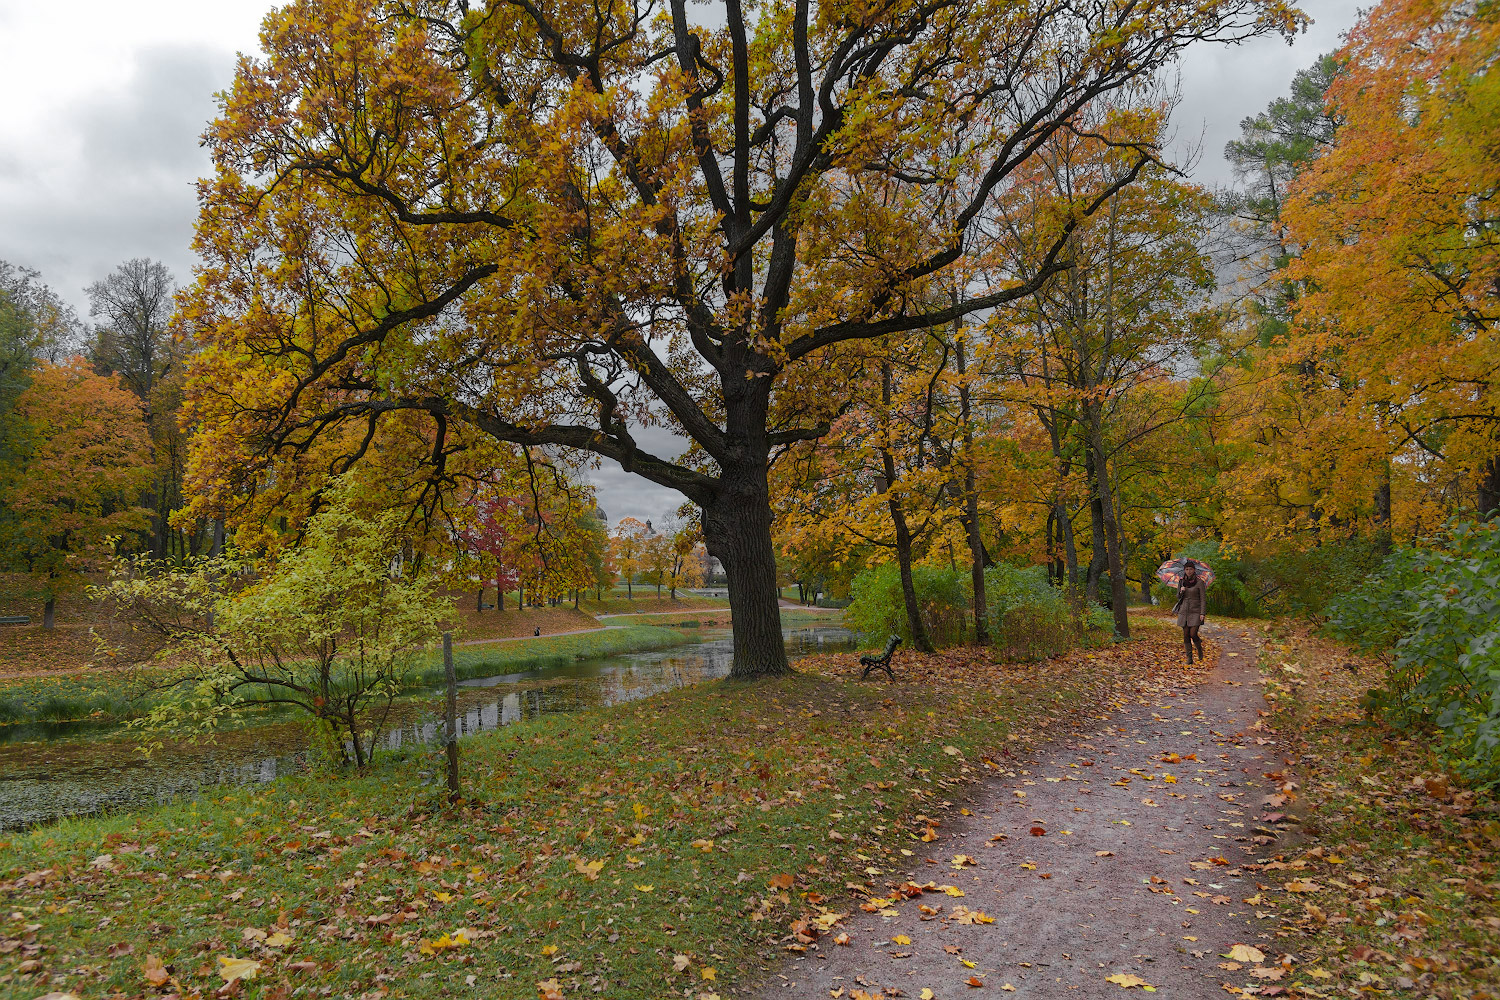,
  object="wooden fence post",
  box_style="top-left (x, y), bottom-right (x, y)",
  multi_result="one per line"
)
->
top-left (443, 631), bottom-right (460, 803)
